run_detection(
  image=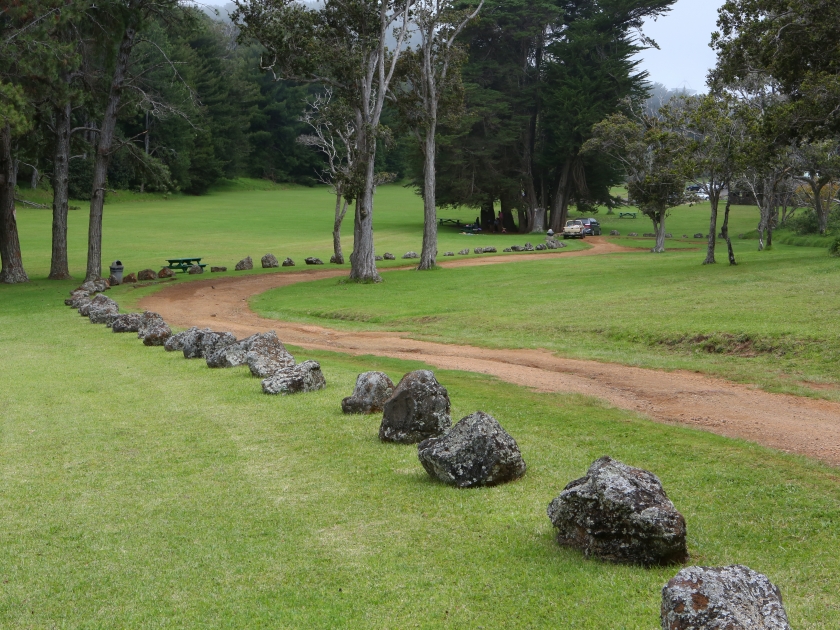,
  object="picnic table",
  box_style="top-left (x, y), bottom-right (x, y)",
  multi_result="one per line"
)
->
top-left (165, 257), bottom-right (206, 273)
top-left (618, 212), bottom-right (637, 219)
